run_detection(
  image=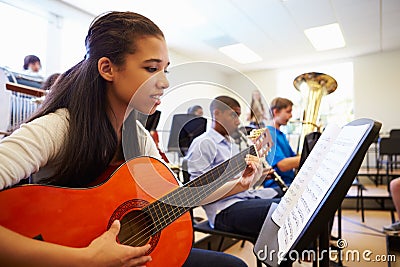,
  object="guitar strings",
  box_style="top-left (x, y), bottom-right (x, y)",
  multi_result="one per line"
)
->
top-left (120, 146), bottom-right (256, 246)
top-left (121, 160), bottom-right (246, 245)
top-left (120, 144), bottom-right (258, 245)
top-left (121, 139), bottom-right (264, 246)
top-left (120, 150), bottom-right (245, 242)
